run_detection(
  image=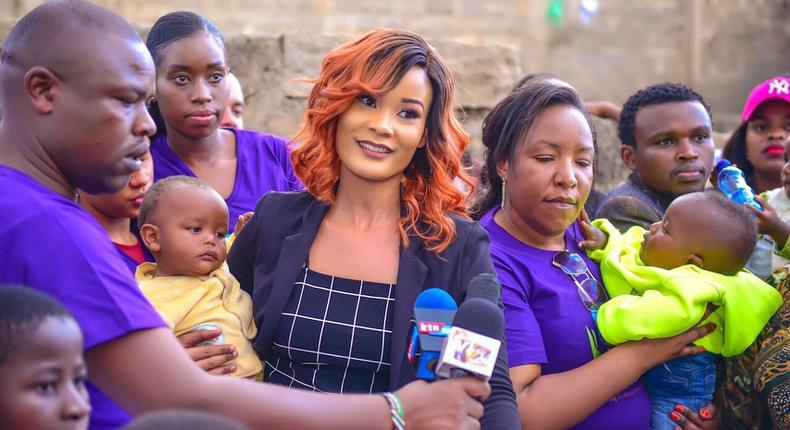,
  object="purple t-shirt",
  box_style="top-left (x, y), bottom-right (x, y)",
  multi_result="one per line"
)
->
top-left (151, 128), bottom-right (302, 233)
top-left (481, 208), bottom-right (651, 430)
top-left (0, 166), bottom-right (166, 430)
